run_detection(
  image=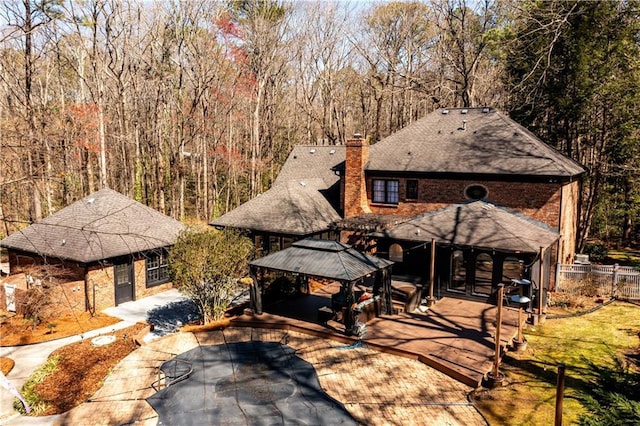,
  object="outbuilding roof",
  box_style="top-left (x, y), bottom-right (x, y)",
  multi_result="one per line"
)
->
top-left (0, 188), bottom-right (184, 263)
top-left (367, 107), bottom-right (585, 179)
top-left (377, 200), bottom-right (559, 253)
top-left (211, 146), bottom-right (344, 235)
top-left (250, 238), bottom-right (393, 282)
